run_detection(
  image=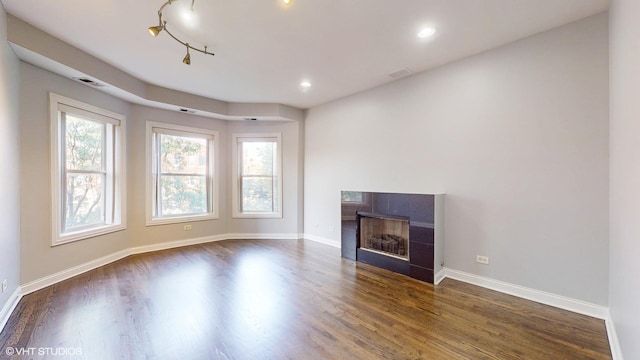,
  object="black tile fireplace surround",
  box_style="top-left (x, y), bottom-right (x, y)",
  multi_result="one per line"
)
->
top-left (341, 192), bottom-right (439, 284)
